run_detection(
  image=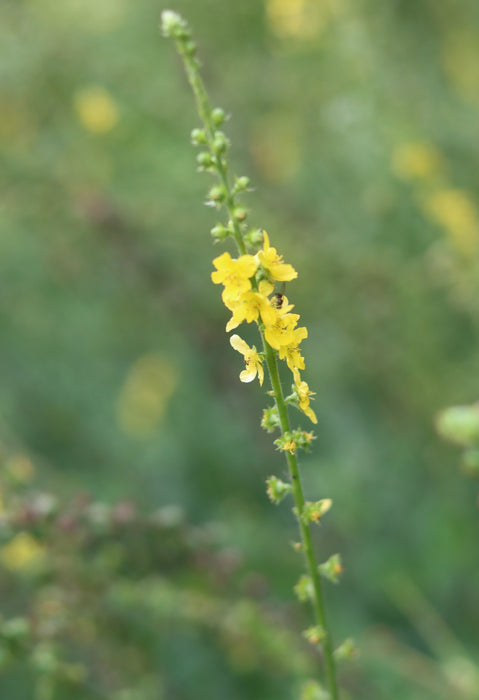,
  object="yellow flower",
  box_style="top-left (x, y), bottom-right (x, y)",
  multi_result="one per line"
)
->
top-left (74, 86), bottom-right (119, 134)
top-left (256, 231), bottom-right (297, 281)
top-left (266, 0), bottom-right (336, 42)
top-left (282, 439), bottom-right (297, 454)
top-left (5, 454), bottom-right (35, 484)
top-left (225, 280), bottom-right (276, 331)
top-left (391, 142), bottom-right (442, 181)
top-left (211, 252), bottom-right (258, 307)
top-left (116, 354), bottom-right (178, 438)
top-left (295, 377), bottom-right (317, 423)
top-left (264, 311), bottom-right (303, 350)
top-left (1, 532), bottom-right (45, 571)
top-left (230, 334), bottom-right (264, 385)
top-left (423, 188), bottom-right (479, 256)
top-left (278, 341), bottom-right (306, 374)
